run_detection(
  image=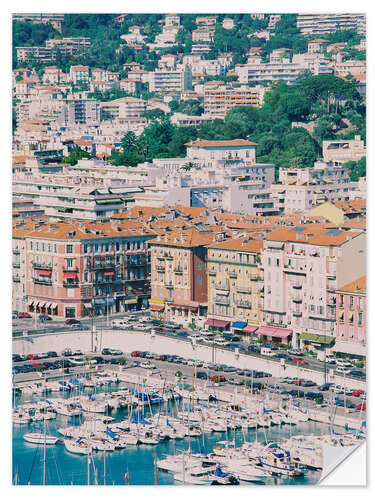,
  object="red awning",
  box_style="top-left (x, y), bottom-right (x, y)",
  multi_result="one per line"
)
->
top-left (241, 325), bottom-right (259, 334)
top-left (104, 271), bottom-right (114, 276)
top-left (171, 304), bottom-right (198, 311)
top-left (256, 326), bottom-right (293, 339)
top-left (64, 272), bottom-right (77, 279)
top-left (150, 304), bottom-right (164, 311)
top-left (205, 319), bottom-right (230, 328)
top-left (38, 270), bottom-right (51, 276)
